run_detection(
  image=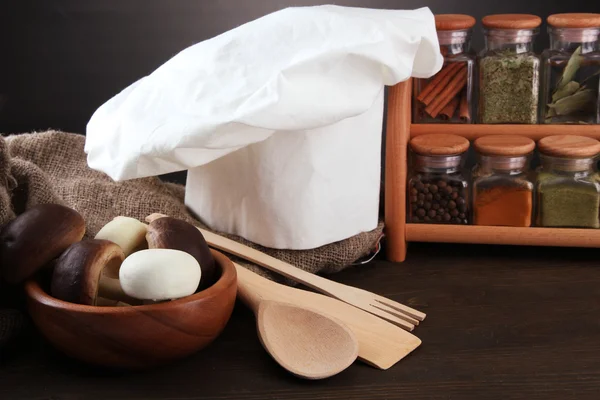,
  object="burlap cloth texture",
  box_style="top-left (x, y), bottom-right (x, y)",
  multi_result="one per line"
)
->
top-left (0, 131), bottom-right (384, 346)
